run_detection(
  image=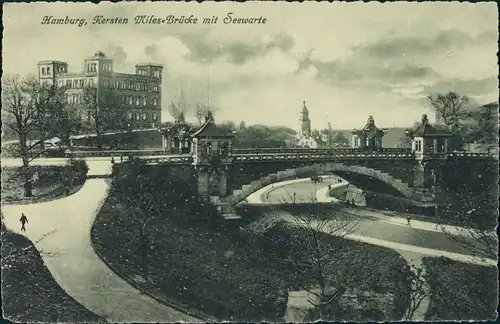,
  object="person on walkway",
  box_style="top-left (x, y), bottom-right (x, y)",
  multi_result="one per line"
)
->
top-left (111, 157), bottom-right (115, 164)
top-left (407, 215), bottom-right (411, 227)
top-left (120, 155), bottom-right (123, 162)
top-left (328, 184), bottom-right (331, 190)
top-left (20, 213), bottom-right (28, 232)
